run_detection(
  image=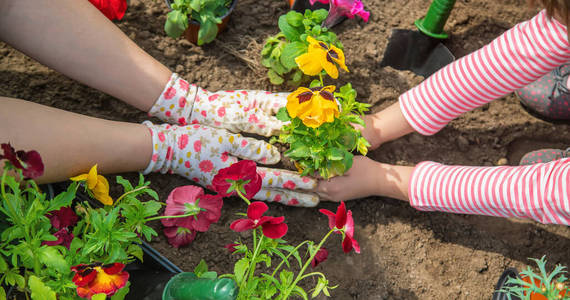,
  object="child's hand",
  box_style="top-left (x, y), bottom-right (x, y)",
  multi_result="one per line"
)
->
top-left (314, 156), bottom-right (381, 202)
top-left (315, 156), bottom-right (413, 202)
